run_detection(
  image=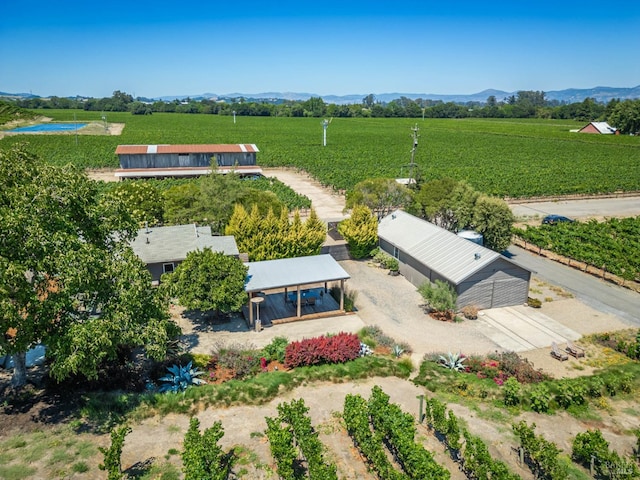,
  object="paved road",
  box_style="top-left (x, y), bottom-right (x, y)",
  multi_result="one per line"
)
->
top-left (510, 196), bottom-right (640, 221)
top-left (506, 245), bottom-right (640, 326)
